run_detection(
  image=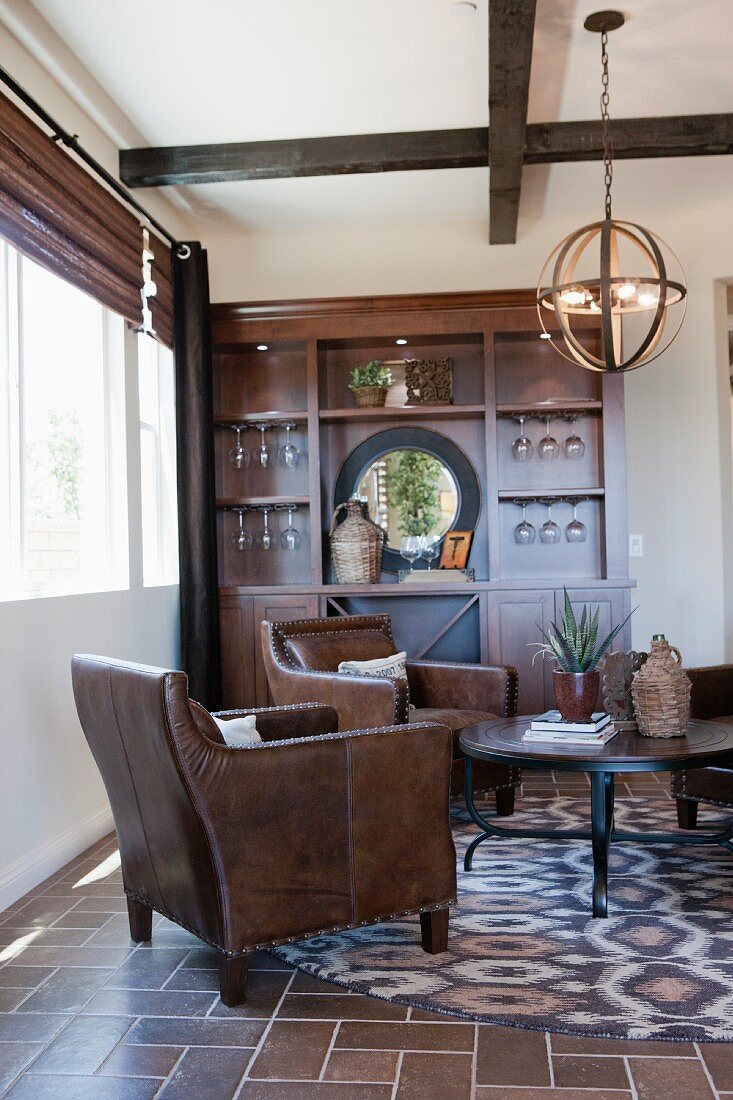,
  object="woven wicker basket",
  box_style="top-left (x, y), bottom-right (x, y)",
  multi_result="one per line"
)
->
top-left (352, 385), bottom-right (389, 408)
top-left (631, 636), bottom-right (691, 738)
top-left (330, 499), bottom-right (385, 584)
